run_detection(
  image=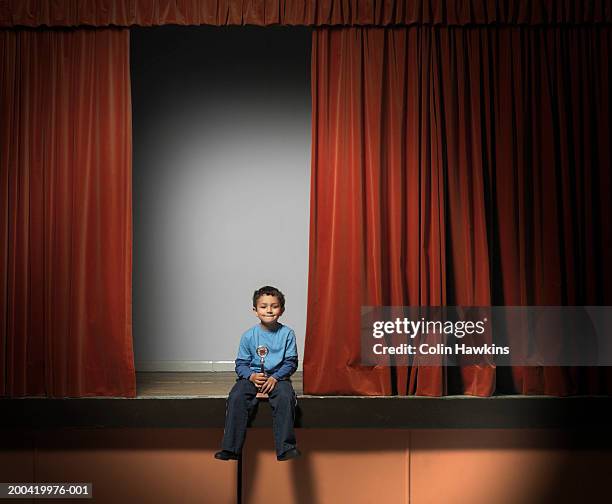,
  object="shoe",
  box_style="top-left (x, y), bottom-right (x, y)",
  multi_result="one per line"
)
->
top-left (214, 450), bottom-right (239, 461)
top-left (277, 448), bottom-right (301, 461)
